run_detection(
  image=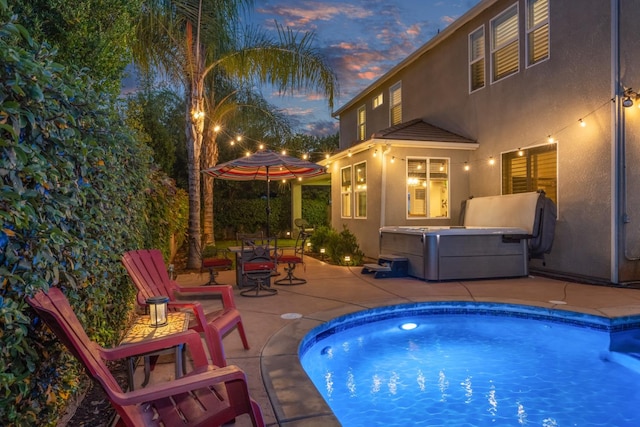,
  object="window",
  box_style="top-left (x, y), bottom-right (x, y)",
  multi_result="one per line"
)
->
top-left (341, 166), bottom-right (352, 218)
top-left (526, 0), bottom-right (549, 66)
top-left (502, 144), bottom-right (557, 204)
top-left (389, 82), bottom-right (402, 126)
top-left (357, 105), bottom-right (366, 141)
top-left (491, 4), bottom-right (519, 82)
top-left (407, 158), bottom-right (449, 218)
top-left (373, 93), bottom-right (383, 109)
top-left (354, 161), bottom-right (367, 218)
top-left (469, 26), bottom-right (485, 92)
